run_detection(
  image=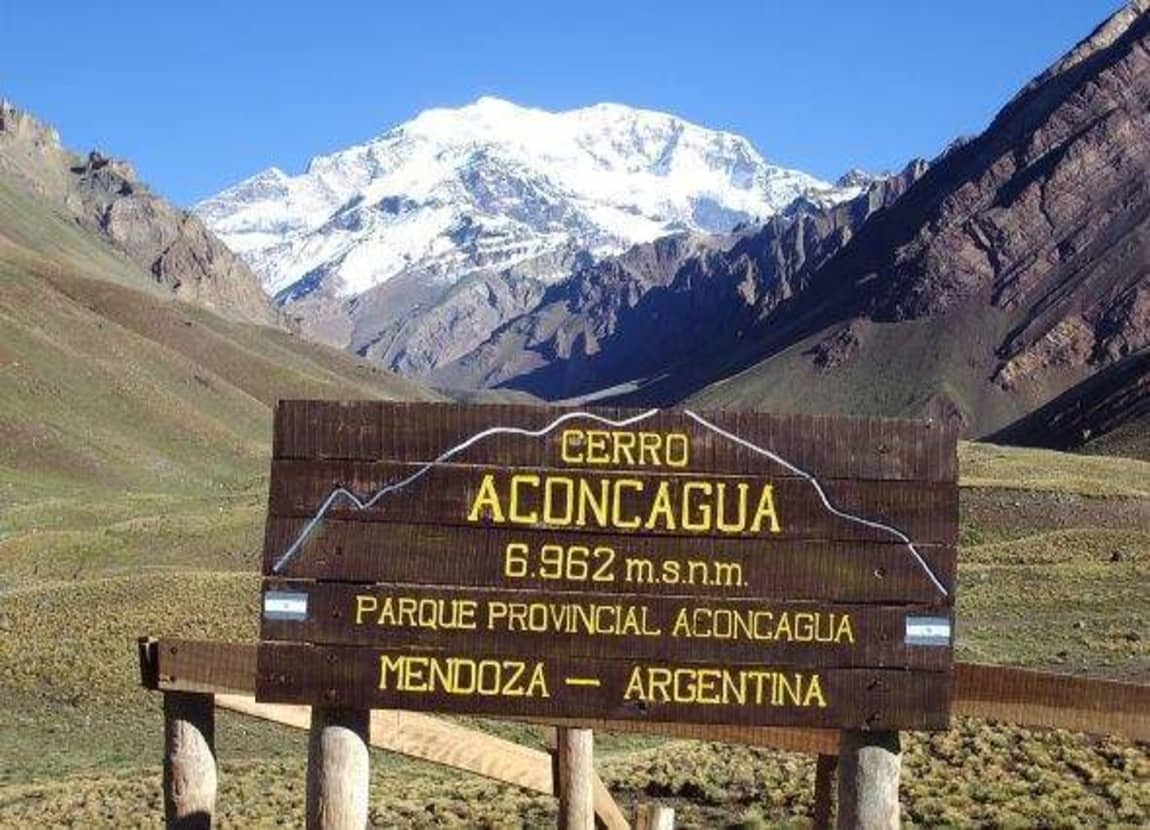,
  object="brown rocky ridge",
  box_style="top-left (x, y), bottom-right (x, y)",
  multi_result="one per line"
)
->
top-left (0, 100), bottom-right (278, 327)
top-left (435, 1), bottom-right (1149, 446)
